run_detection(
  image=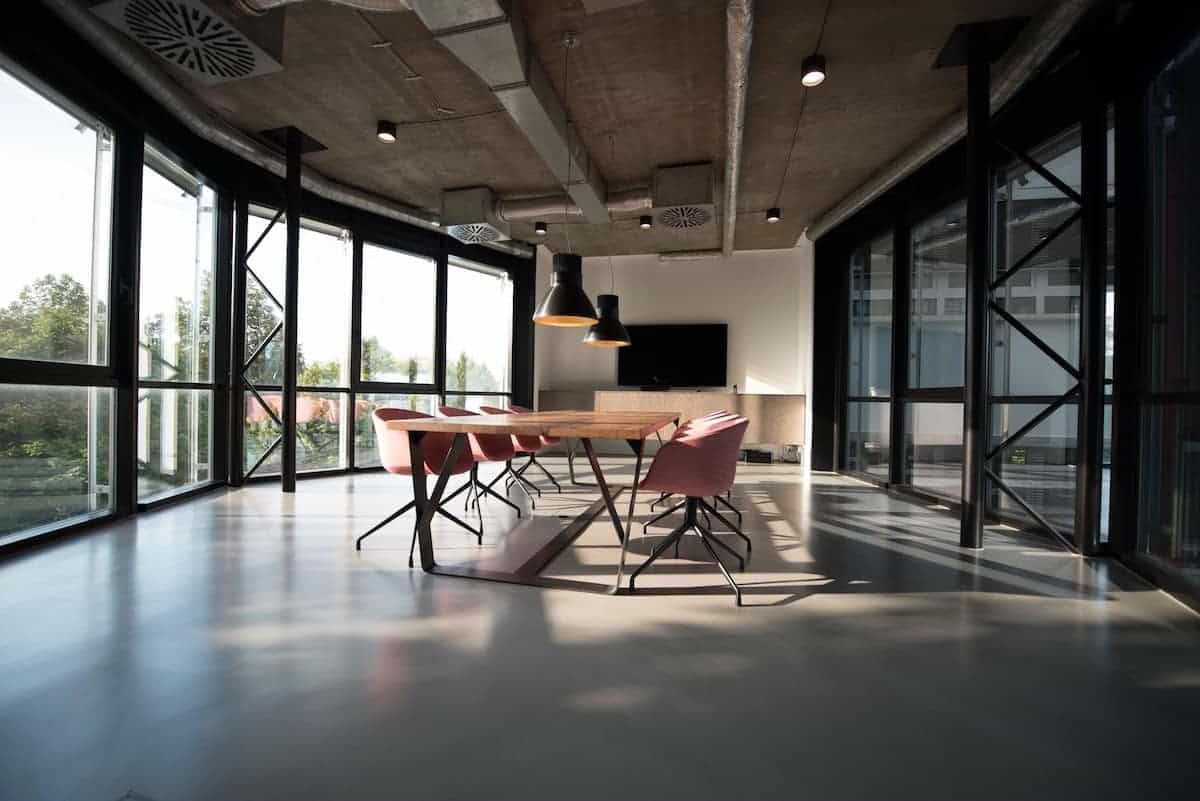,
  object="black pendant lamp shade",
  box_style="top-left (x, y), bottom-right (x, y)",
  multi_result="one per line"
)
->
top-left (583, 294), bottom-right (631, 347)
top-left (533, 253), bottom-right (598, 327)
